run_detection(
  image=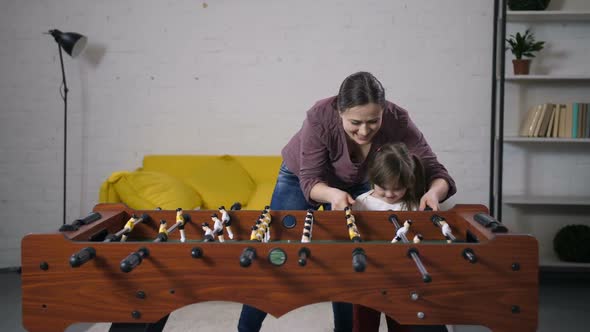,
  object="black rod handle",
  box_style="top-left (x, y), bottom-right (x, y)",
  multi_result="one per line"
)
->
top-left (120, 247), bottom-right (149, 273)
top-left (191, 247), bottom-right (203, 259)
top-left (474, 213), bottom-right (508, 233)
top-left (75, 212), bottom-right (102, 226)
top-left (388, 214), bottom-right (400, 228)
top-left (431, 214), bottom-right (445, 227)
top-left (352, 248), bottom-right (367, 272)
top-left (298, 247), bottom-right (311, 266)
top-left (462, 248), bottom-right (478, 264)
top-left (69, 247), bottom-right (96, 267)
top-left (239, 247), bottom-right (257, 267)
top-left (59, 212), bottom-right (102, 232)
